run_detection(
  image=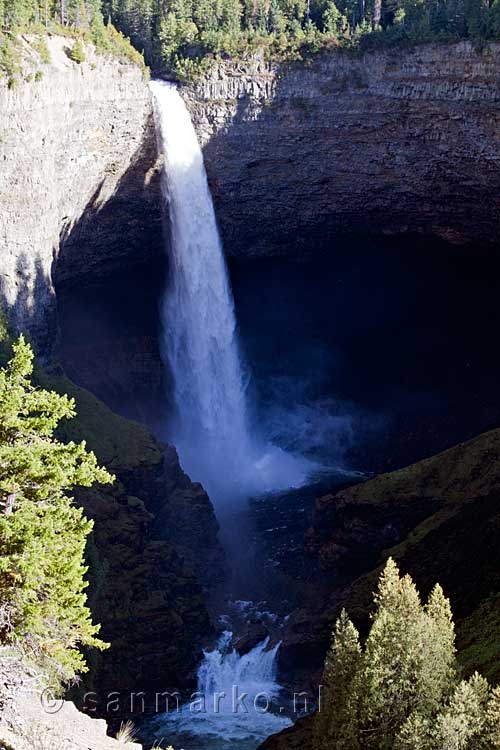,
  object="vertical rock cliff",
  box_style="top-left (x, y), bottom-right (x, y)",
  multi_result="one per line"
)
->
top-left (183, 42), bottom-right (500, 258)
top-left (0, 36), bottom-right (161, 355)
